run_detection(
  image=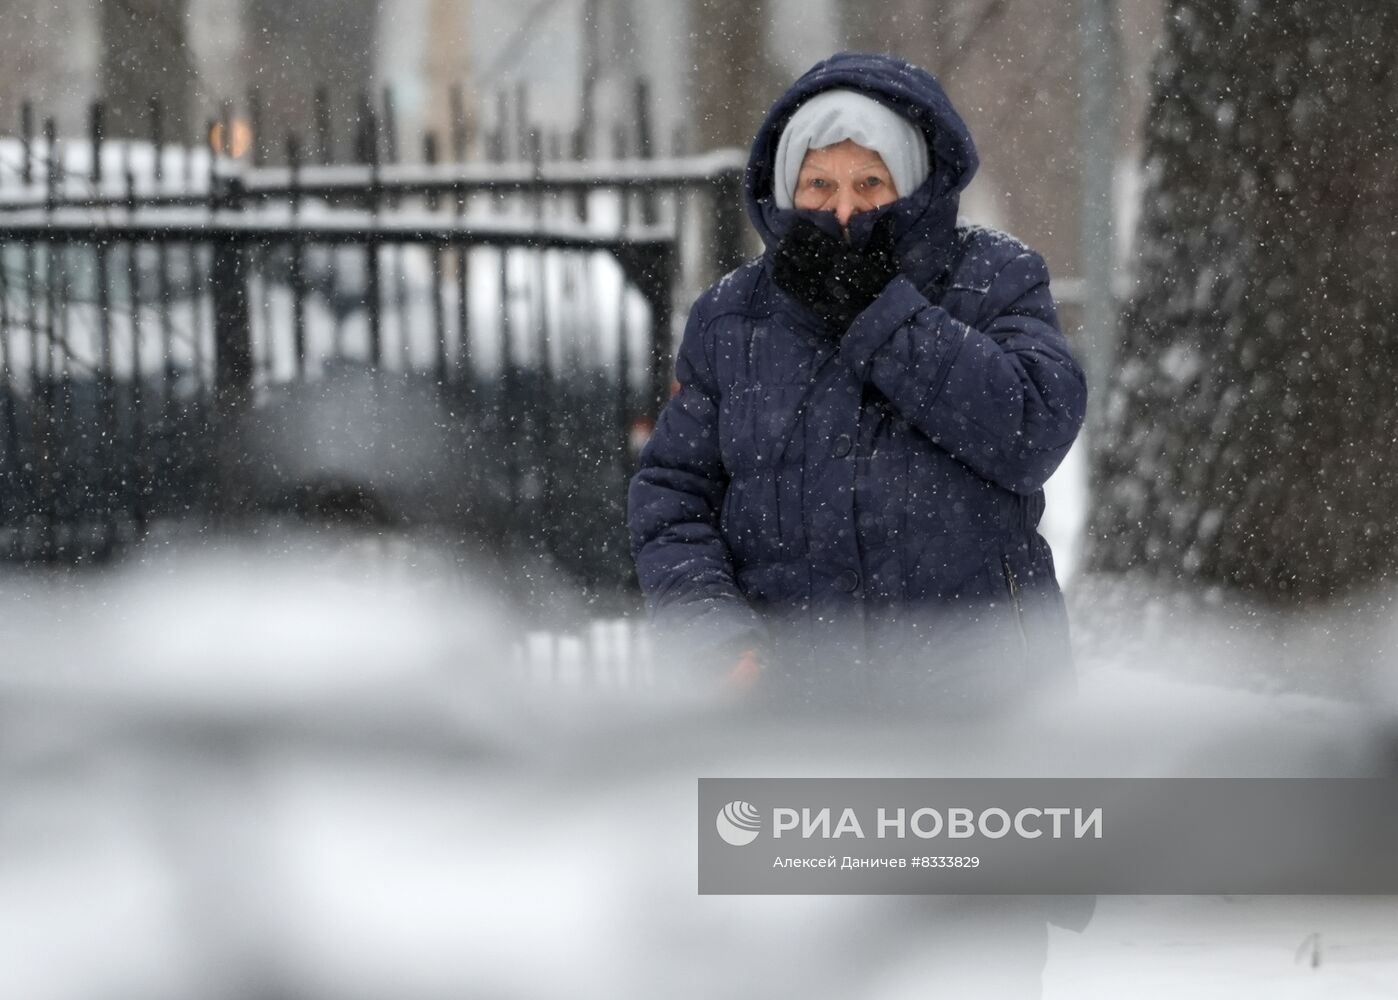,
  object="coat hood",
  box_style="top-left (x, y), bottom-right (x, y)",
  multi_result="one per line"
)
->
top-left (744, 52), bottom-right (979, 288)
